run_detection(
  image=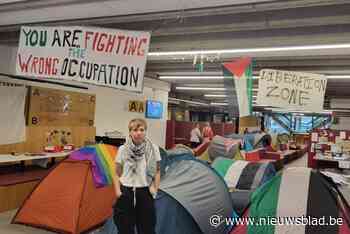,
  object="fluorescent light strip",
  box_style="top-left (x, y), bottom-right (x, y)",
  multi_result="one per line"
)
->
top-left (211, 102), bottom-right (258, 106)
top-left (149, 43), bottom-right (350, 56)
top-left (326, 75), bottom-right (350, 79)
top-left (0, 0), bottom-right (26, 4)
top-left (176, 87), bottom-right (226, 91)
top-left (323, 109), bottom-right (350, 112)
top-left (160, 75), bottom-right (259, 80)
top-left (265, 108), bottom-right (332, 114)
top-left (160, 76), bottom-right (223, 80)
top-left (161, 75), bottom-right (350, 80)
top-left (176, 86), bottom-right (258, 92)
top-left (204, 94), bottom-right (257, 99)
top-left (168, 97), bottom-right (208, 106)
top-left (210, 102), bottom-right (228, 106)
top-left (204, 94), bottom-right (227, 97)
